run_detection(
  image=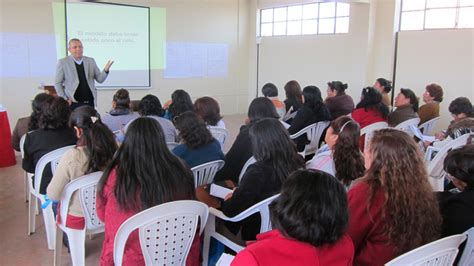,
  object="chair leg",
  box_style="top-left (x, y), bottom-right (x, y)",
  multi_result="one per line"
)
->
top-left (54, 227), bottom-right (63, 266)
top-left (24, 172), bottom-right (29, 203)
top-left (202, 232), bottom-right (211, 266)
top-left (35, 199), bottom-right (39, 215)
top-left (67, 228), bottom-right (86, 266)
top-left (28, 194), bottom-right (36, 235)
top-left (42, 204), bottom-right (57, 250)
